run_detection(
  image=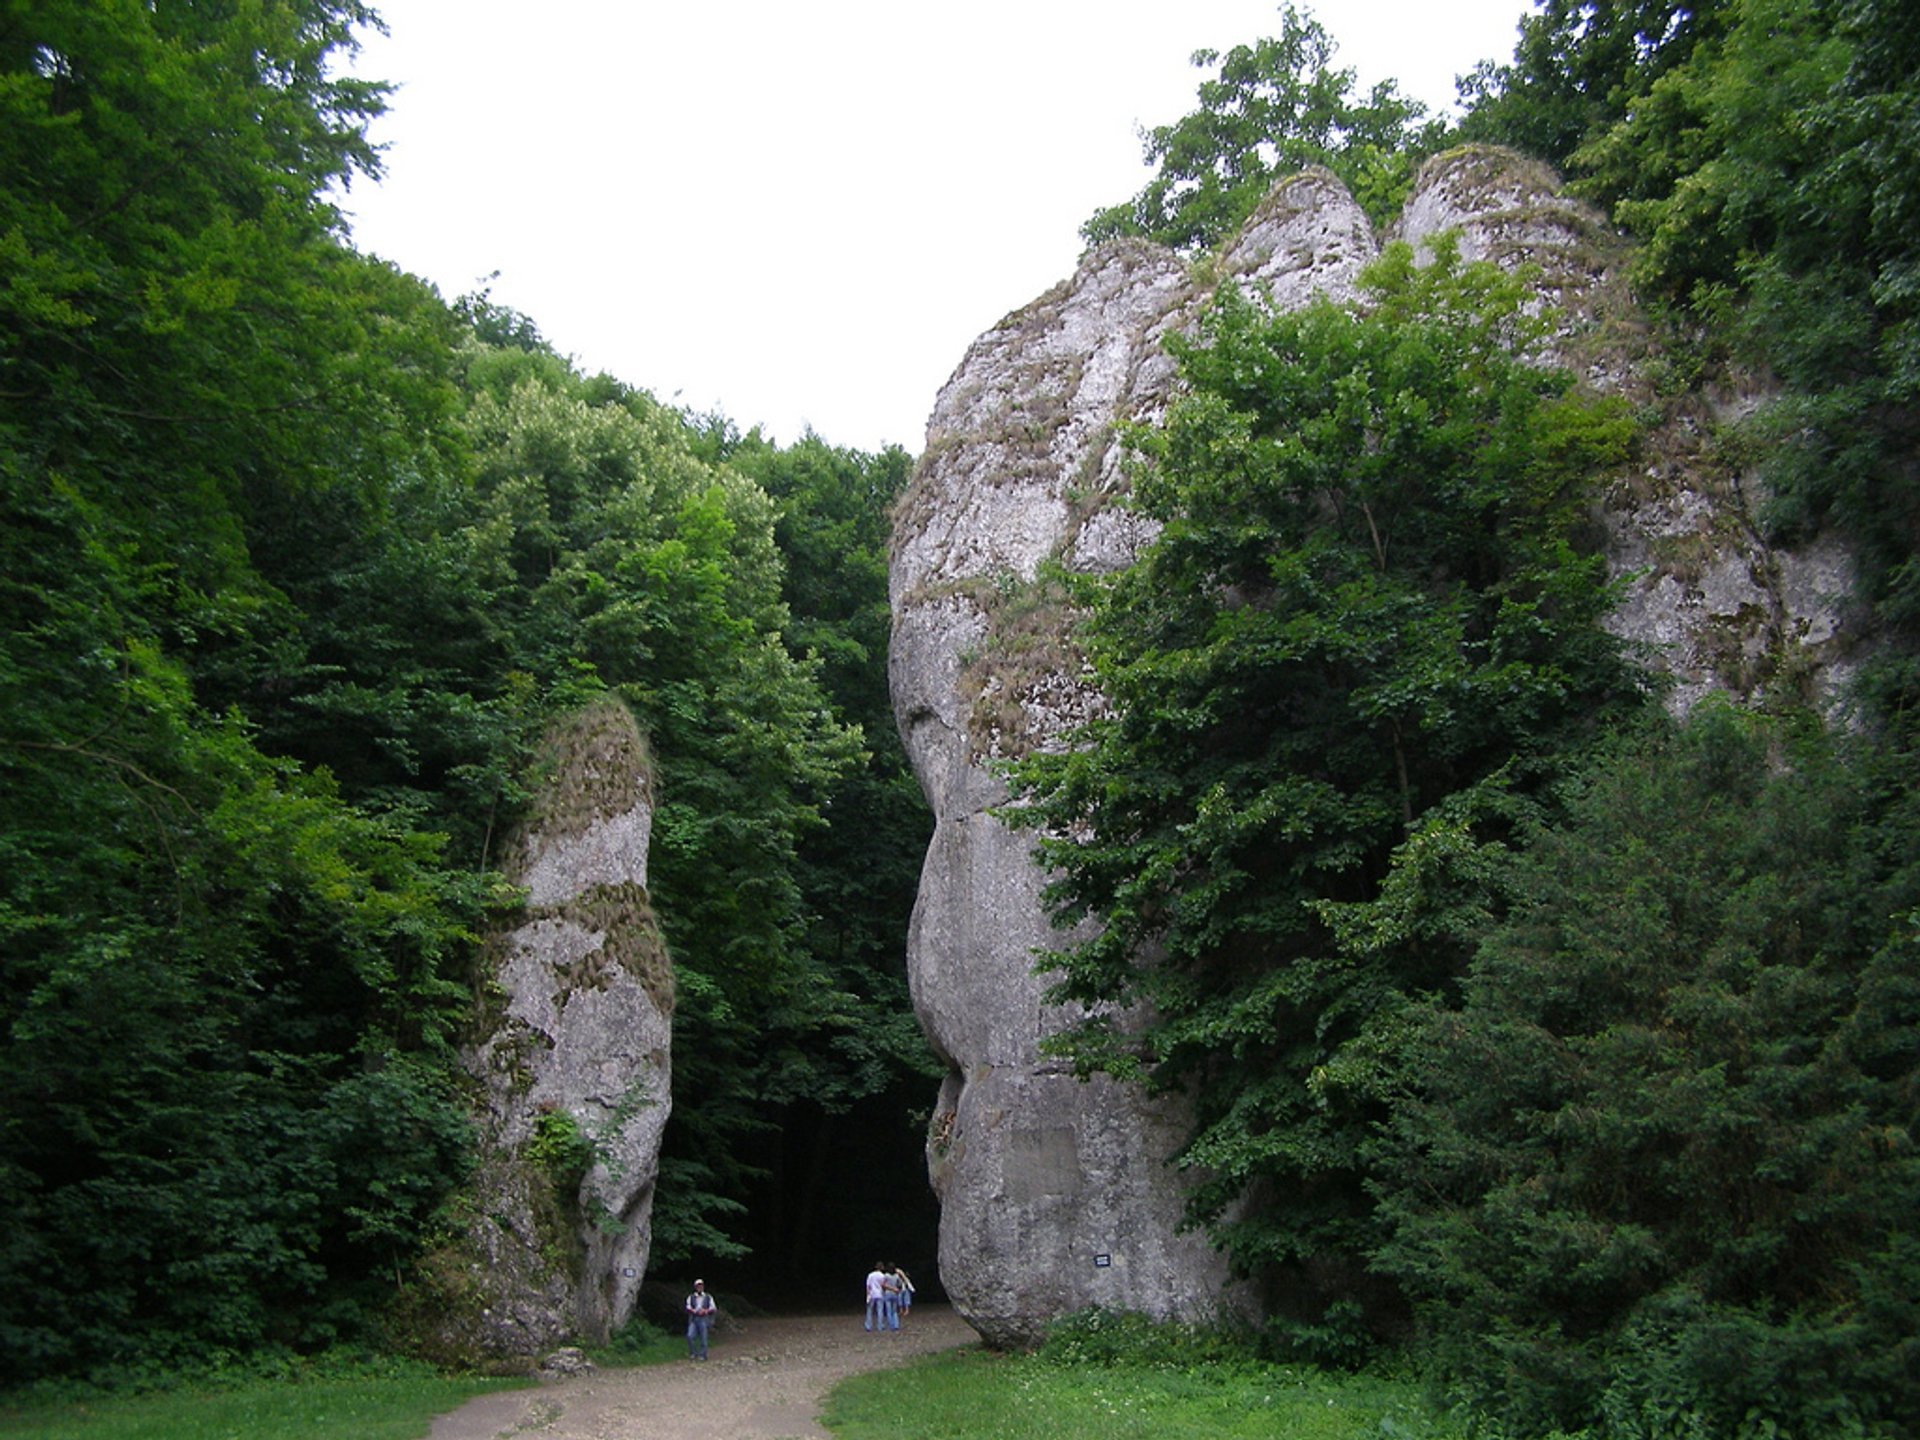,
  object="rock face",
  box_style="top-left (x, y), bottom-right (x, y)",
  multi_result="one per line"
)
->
top-left (889, 146), bottom-right (1859, 1348)
top-left (428, 697), bottom-right (673, 1363)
